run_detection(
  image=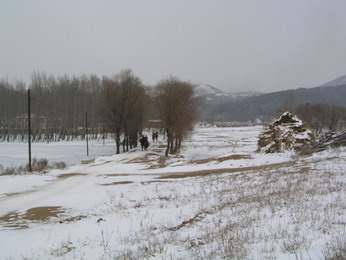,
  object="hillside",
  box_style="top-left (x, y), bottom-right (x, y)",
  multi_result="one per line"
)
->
top-left (198, 75), bottom-right (346, 122)
top-left (320, 74), bottom-right (346, 87)
top-left (193, 83), bottom-right (261, 100)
